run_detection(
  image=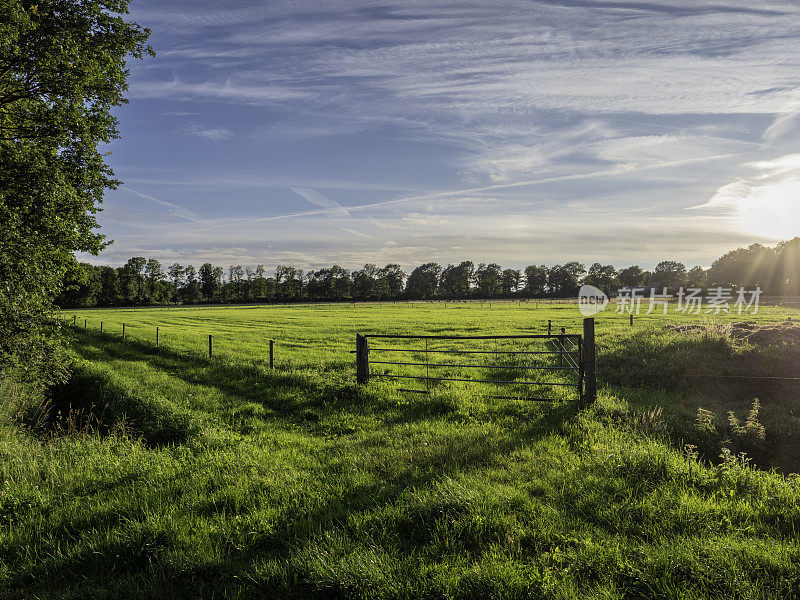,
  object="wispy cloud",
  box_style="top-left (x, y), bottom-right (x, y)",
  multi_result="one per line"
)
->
top-left (761, 92), bottom-right (800, 145)
top-left (187, 124), bottom-right (234, 140)
top-left (94, 0), bottom-right (800, 269)
top-left (129, 77), bottom-right (308, 104)
top-left (195, 152), bottom-right (734, 231)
